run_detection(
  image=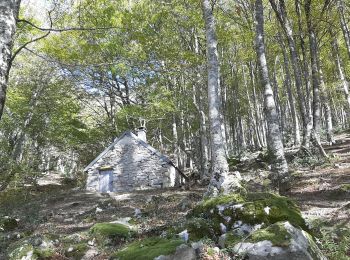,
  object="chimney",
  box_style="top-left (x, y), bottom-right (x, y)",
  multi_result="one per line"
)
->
top-left (136, 127), bottom-right (147, 142)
